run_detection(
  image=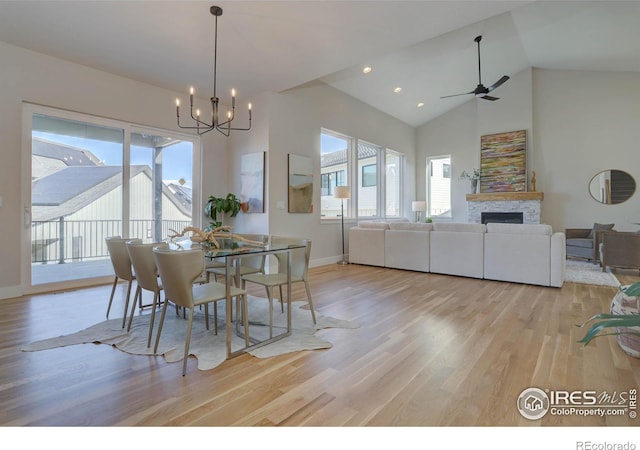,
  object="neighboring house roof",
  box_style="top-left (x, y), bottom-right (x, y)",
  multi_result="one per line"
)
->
top-left (167, 183), bottom-right (192, 210)
top-left (321, 145), bottom-right (377, 169)
top-left (32, 165), bottom-right (192, 221)
top-left (33, 166), bottom-right (122, 206)
top-left (32, 137), bottom-right (102, 179)
top-left (32, 166), bottom-right (144, 221)
top-left (31, 138), bottom-right (192, 221)
top-left (32, 137), bottom-right (102, 166)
